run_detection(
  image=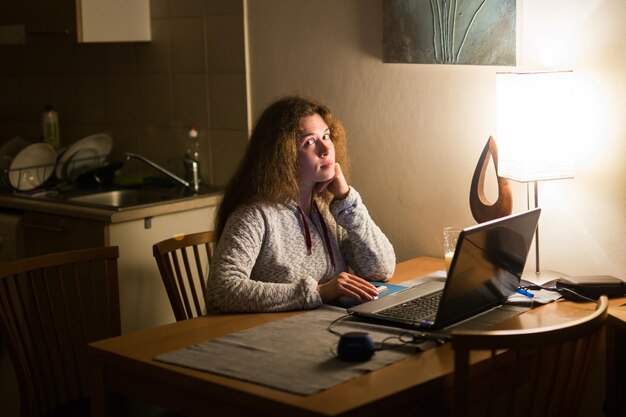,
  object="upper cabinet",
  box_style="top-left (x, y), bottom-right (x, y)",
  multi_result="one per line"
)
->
top-left (0, 0), bottom-right (151, 44)
top-left (76, 0), bottom-right (151, 43)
